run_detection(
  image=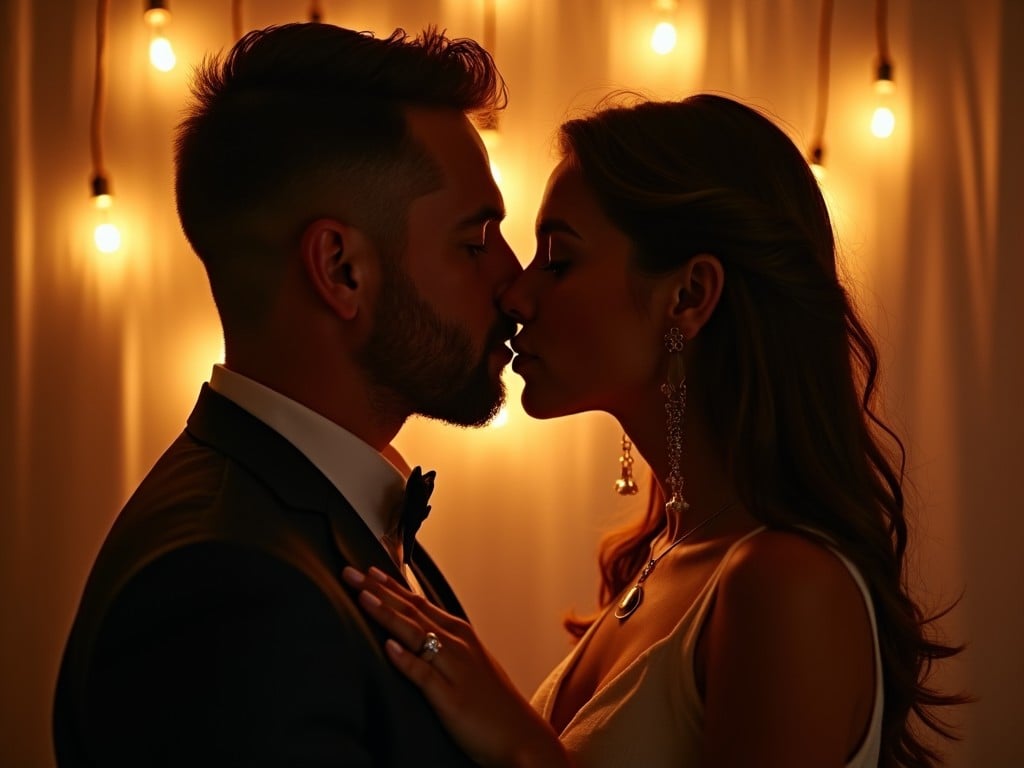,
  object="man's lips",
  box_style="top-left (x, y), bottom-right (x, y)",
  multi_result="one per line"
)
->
top-left (510, 345), bottom-right (538, 372)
